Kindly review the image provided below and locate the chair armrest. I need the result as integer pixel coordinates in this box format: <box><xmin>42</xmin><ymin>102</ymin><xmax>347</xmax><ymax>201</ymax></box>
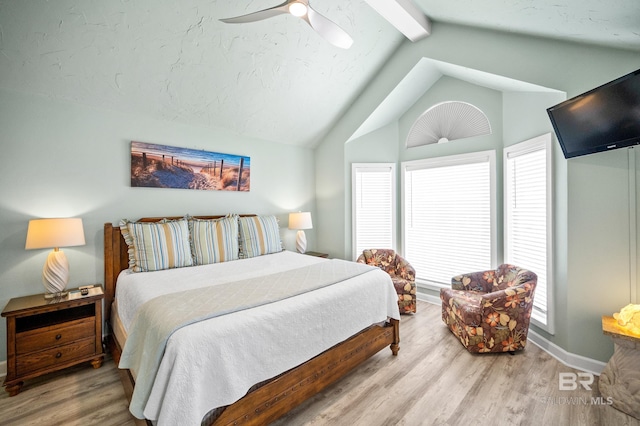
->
<box><xmin>451</xmin><ymin>270</ymin><xmax>495</xmax><ymax>292</ymax></box>
<box><xmin>394</xmin><ymin>257</ymin><xmax>415</xmax><ymax>282</ymax></box>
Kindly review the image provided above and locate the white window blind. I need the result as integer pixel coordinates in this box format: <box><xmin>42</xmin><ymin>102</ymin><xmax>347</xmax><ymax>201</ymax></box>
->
<box><xmin>504</xmin><ymin>134</ymin><xmax>553</xmax><ymax>333</ymax></box>
<box><xmin>402</xmin><ymin>151</ymin><xmax>496</xmax><ymax>287</ymax></box>
<box><xmin>352</xmin><ymin>163</ymin><xmax>396</xmax><ymax>260</ymax></box>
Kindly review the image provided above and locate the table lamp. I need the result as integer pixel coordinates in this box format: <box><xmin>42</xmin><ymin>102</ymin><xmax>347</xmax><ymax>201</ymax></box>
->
<box><xmin>288</xmin><ymin>212</ymin><xmax>313</xmax><ymax>254</ymax></box>
<box><xmin>25</xmin><ymin>218</ymin><xmax>86</xmax><ymax>298</ymax></box>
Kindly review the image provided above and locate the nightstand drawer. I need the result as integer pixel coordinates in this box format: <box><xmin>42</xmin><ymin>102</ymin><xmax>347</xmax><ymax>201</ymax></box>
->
<box><xmin>16</xmin><ymin>317</ymin><xmax>95</xmax><ymax>355</ymax></box>
<box><xmin>16</xmin><ymin>337</ymin><xmax>96</xmax><ymax>376</ymax></box>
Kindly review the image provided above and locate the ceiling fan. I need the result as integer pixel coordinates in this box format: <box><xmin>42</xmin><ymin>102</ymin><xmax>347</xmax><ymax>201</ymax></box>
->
<box><xmin>220</xmin><ymin>0</ymin><xmax>354</xmax><ymax>49</ymax></box>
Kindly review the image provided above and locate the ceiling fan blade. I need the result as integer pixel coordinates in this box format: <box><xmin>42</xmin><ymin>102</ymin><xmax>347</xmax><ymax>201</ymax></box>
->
<box><xmin>220</xmin><ymin>1</ymin><xmax>290</xmax><ymax>24</ymax></box>
<box><xmin>304</xmin><ymin>6</ymin><xmax>353</xmax><ymax>49</ymax></box>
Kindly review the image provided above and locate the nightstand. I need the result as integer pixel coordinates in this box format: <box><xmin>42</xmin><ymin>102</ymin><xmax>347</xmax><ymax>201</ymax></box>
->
<box><xmin>2</xmin><ymin>286</ymin><xmax>105</xmax><ymax>396</ymax></box>
<box><xmin>305</xmin><ymin>251</ymin><xmax>329</xmax><ymax>258</ymax></box>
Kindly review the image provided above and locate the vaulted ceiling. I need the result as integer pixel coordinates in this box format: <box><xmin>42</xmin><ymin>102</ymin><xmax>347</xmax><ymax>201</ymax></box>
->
<box><xmin>0</xmin><ymin>0</ymin><xmax>638</xmax><ymax>147</ymax></box>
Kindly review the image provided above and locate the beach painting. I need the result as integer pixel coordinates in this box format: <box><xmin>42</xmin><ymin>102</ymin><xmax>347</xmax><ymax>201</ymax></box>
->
<box><xmin>130</xmin><ymin>141</ymin><xmax>250</xmax><ymax>191</ymax></box>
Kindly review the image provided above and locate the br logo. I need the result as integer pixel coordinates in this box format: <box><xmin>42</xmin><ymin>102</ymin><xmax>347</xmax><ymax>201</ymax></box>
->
<box><xmin>559</xmin><ymin>372</ymin><xmax>595</xmax><ymax>391</ymax></box>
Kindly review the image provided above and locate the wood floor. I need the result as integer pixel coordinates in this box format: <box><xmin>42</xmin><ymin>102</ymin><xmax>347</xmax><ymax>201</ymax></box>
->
<box><xmin>1</xmin><ymin>301</ymin><xmax>638</xmax><ymax>426</ymax></box>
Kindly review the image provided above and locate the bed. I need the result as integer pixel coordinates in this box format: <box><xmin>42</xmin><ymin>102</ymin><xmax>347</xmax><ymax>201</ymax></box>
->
<box><xmin>104</xmin><ymin>215</ymin><xmax>401</xmax><ymax>426</ymax></box>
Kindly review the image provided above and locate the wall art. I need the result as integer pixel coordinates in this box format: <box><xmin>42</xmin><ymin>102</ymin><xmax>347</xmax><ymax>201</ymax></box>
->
<box><xmin>130</xmin><ymin>141</ymin><xmax>250</xmax><ymax>191</ymax></box>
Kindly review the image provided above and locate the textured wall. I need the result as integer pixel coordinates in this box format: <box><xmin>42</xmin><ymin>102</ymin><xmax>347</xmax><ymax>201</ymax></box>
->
<box><xmin>0</xmin><ymin>0</ymin><xmax>402</xmax><ymax>147</ymax></box>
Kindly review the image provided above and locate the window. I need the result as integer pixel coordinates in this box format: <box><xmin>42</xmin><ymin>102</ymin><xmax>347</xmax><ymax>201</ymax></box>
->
<box><xmin>504</xmin><ymin>133</ymin><xmax>553</xmax><ymax>333</ymax></box>
<box><xmin>352</xmin><ymin>163</ymin><xmax>396</xmax><ymax>260</ymax></box>
<box><xmin>402</xmin><ymin>151</ymin><xmax>496</xmax><ymax>288</ymax></box>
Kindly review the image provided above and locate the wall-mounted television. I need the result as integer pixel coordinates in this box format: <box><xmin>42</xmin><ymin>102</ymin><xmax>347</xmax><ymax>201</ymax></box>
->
<box><xmin>547</xmin><ymin>67</ymin><xmax>640</xmax><ymax>159</ymax></box>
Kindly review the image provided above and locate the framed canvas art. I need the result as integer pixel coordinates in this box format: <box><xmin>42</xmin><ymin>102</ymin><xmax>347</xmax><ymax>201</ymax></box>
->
<box><xmin>130</xmin><ymin>141</ymin><xmax>250</xmax><ymax>191</ymax></box>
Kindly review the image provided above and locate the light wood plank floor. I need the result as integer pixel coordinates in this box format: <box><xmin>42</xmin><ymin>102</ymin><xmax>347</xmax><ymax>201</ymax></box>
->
<box><xmin>1</xmin><ymin>301</ymin><xmax>638</xmax><ymax>426</ymax></box>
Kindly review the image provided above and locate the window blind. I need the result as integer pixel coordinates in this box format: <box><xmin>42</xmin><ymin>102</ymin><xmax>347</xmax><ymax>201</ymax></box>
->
<box><xmin>403</xmin><ymin>152</ymin><xmax>495</xmax><ymax>286</ymax></box>
<box><xmin>352</xmin><ymin>163</ymin><xmax>396</xmax><ymax>260</ymax></box>
<box><xmin>504</xmin><ymin>134</ymin><xmax>552</xmax><ymax>331</ymax></box>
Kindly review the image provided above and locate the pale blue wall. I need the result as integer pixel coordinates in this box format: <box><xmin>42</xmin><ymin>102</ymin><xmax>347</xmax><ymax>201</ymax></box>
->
<box><xmin>567</xmin><ymin>148</ymin><xmax>634</xmax><ymax>357</ymax></box>
<box><xmin>315</xmin><ymin>22</ymin><xmax>640</xmax><ymax>362</ymax></box>
<box><xmin>0</xmin><ymin>89</ymin><xmax>316</xmax><ymax>363</ymax></box>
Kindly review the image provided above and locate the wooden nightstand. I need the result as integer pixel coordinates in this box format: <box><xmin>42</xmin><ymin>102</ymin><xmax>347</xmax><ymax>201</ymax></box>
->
<box><xmin>2</xmin><ymin>286</ymin><xmax>105</xmax><ymax>396</ymax></box>
<box><xmin>305</xmin><ymin>251</ymin><xmax>329</xmax><ymax>258</ymax></box>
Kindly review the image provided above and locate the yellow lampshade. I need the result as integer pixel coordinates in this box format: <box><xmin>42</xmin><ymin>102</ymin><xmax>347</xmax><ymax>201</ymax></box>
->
<box><xmin>25</xmin><ymin>218</ymin><xmax>86</xmax><ymax>298</ymax></box>
<box><xmin>25</xmin><ymin>218</ymin><xmax>86</xmax><ymax>250</ymax></box>
<box><xmin>288</xmin><ymin>212</ymin><xmax>313</xmax><ymax>230</ymax></box>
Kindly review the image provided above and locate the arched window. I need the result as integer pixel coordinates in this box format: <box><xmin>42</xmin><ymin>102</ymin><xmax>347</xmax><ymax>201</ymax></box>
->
<box><xmin>406</xmin><ymin>101</ymin><xmax>491</xmax><ymax>147</ymax></box>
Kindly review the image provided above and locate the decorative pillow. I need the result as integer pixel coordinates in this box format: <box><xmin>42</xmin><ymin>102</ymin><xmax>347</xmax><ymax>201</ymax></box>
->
<box><xmin>119</xmin><ymin>218</ymin><xmax>193</xmax><ymax>272</ymax></box>
<box><xmin>188</xmin><ymin>215</ymin><xmax>239</xmax><ymax>265</ymax></box>
<box><xmin>238</xmin><ymin>215</ymin><xmax>283</xmax><ymax>259</ymax></box>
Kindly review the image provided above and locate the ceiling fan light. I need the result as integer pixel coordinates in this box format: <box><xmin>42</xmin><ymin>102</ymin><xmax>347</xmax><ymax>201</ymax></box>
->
<box><xmin>289</xmin><ymin>2</ymin><xmax>308</xmax><ymax>17</ymax></box>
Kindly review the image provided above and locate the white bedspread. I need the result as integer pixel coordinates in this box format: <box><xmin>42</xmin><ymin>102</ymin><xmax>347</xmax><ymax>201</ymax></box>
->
<box><xmin>115</xmin><ymin>251</ymin><xmax>400</xmax><ymax>426</ymax></box>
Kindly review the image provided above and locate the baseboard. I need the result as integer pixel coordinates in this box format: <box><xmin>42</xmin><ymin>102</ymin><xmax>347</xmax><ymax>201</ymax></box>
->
<box><xmin>417</xmin><ymin>292</ymin><xmax>441</xmax><ymax>306</ymax></box>
<box><xmin>0</xmin><ymin>360</ymin><xmax>6</xmax><ymax>379</ymax></box>
<box><xmin>527</xmin><ymin>329</ymin><xmax>606</xmax><ymax>376</ymax></box>
<box><xmin>416</xmin><ymin>295</ymin><xmax>606</xmax><ymax>376</ymax></box>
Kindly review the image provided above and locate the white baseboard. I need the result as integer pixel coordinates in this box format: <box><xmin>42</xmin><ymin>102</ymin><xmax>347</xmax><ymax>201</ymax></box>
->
<box><xmin>527</xmin><ymin>329</ymin><xmax>606</xmax><ymax>376</ymax></box>
<box><xmin>416</xmin><ymin>295</ymin><xmax>606</xmax><ymax>376</ymax></box>
<box><xmin>417</xmin><ymin>292</ymin><xmax>441</xmax><ymax>306</ymax></box>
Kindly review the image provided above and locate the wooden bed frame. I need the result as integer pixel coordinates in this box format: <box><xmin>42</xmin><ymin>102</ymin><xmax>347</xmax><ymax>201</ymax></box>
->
<box><xmin>103</xmin><ymin>217</ymin><xmax>400</xmax><ymax>426</ymax></box>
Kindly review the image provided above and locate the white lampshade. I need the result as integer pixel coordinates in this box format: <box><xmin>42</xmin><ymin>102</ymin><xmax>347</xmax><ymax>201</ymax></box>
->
<box><xmin>25</xmin><ymin>218</ymin><xmax>86</xmax><ymax>298</ymax></box>
<box><xmin>288</xmin><ymin>212</ymin><xmax>313</xmax><ymax>230</ymax></box>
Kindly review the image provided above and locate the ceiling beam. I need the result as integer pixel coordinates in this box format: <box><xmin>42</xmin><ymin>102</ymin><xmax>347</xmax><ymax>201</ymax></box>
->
<box><xmin>365</xmin><ymin>0</ymin><xmax>431</xmax><ymax>42</ymax></box>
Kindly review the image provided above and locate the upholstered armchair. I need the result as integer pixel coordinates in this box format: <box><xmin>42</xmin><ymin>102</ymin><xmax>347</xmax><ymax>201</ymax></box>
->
<box><xmin>440</xmin><ymin>264</ymin><xmax>537</xmax><ymax>353</ymax></box>
<box><xmin>357</xmin><ymin>249</ymin><xmax>416</xmax><ymax>314</ymax></box>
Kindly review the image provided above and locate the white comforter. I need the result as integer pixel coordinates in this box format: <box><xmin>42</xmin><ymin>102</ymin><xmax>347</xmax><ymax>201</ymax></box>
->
<box><xmin>115</xmin><ymin>251</ymin><xmax>400</xmax><ymax>426</ymax></box>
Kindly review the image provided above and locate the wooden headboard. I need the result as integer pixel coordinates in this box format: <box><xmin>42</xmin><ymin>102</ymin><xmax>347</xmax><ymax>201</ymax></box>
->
<box><xmin>103</xmin><ymin>215</ymin><xmax>254</xmax><ymax>326</ymax></box>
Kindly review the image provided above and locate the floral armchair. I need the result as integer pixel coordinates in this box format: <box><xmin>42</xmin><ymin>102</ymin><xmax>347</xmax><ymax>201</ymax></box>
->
<box><xmin>357</xmin><ymin>249</ymin><xmax>416</xmax><ymax>314</ymax></box>
<box><xmin>440</xmin><ymin>264</ymin><xmax>537</xmax><ymax>353</ymax></box>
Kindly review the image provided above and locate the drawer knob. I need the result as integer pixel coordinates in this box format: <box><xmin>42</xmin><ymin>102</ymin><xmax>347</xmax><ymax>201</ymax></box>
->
<box><xmin>55</xmin><ymin>334</ymin><xmax>62</xmax><ymax>340</ymax></box>
<box><xmin>55</xmin><ymin>352</ymin><xmax>62</xmax><ymax>358</ymax></box>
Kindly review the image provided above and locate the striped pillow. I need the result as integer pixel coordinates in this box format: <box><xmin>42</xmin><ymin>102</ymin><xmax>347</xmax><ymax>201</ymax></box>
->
<box><xmin>238</xmin><ymin>215</ymin><xmax>282</xmax><ymax>259</ymax></box>
<box><xmin>119</xmin><ymin>218</ymin><xmax>193</xmax><ymax>272</ymax></box>
<box><xmin>189</xmin><ymin>215</ymin><xmax>239</xmax><ymax>265</ymax></box>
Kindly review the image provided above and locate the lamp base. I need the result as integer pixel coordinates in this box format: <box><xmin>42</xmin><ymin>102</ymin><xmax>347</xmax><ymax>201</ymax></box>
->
<box><xmin>43</xmin><ymin>249</ymin><xmax>70</xmax><ymax>296</ymax></box>
<box><xmin>44</xmin><ymin>291</ymin><xmax>69</xmax><ymax>300</ymax></box>
<box><xmin>296</xmin><ymin>230</ymin><xmax>307</xmax><ymax>254</ymax></box>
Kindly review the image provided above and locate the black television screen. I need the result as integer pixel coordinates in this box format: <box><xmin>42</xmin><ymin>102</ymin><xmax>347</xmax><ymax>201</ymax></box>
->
<box><xmin>547</xmin><ymin>68</ymin><xmax>640</xmax><ymax>159</ymax></box>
